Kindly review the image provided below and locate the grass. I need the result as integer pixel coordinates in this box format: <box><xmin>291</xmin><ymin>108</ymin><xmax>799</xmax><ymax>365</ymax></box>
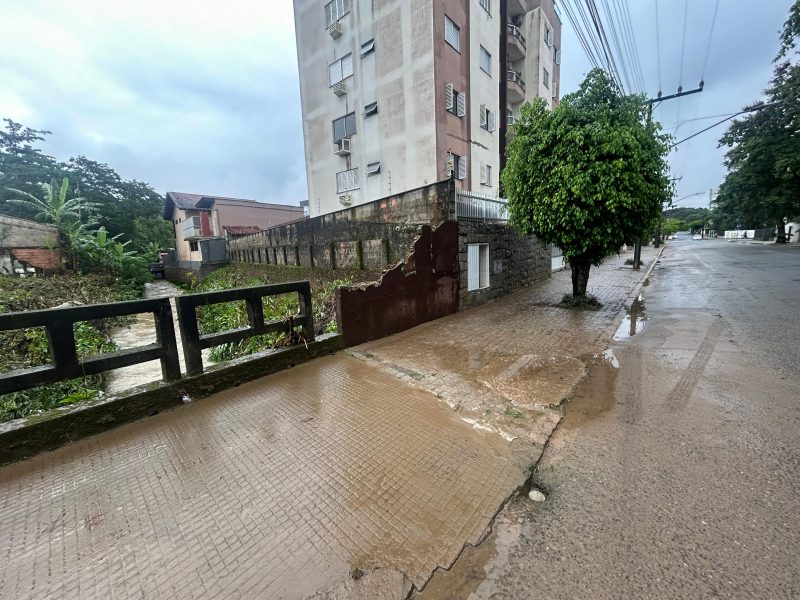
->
<box><xmin>183</xmin><ymin>263</ymin><xmax>377</xmax><ymax>363</ymax></box>
<box><xmin>558</xmin><ymin>293</ymin><xmax>603</xmax><ymax>310</ymax></box>
<box><xmin>0</xmin><ymin>273</ymin><xmax>142</xmax><ymax>423</ymax></box>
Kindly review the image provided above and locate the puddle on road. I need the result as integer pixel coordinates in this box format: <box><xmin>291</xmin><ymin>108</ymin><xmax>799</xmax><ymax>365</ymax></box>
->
<box><xmin>613</xmin><ymin>294</ymin><xmax>647</xmax><ymax>340</ymax></box>
<box><xmin>560</xmin><ymin>352</ymin><xmax>619</xmax><ymax>429</ymax></box>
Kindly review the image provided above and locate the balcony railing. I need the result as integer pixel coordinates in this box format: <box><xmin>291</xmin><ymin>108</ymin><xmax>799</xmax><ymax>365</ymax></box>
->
<box><xmin>507</xmin><ymin>69</ymin><xmax>526</xmax><ymax>92</ymax></box>
<box><xmin>507</xmin><ymin>23</ymin><xmax>526</xmax><ymax>47</ymax></box>
<box><xmin>455</xmin><ymin>191</ymin><xmax>509</xmax><ymax>223</ymax></box>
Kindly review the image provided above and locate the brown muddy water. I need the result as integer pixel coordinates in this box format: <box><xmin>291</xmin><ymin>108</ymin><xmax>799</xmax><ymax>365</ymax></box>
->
<box><xmin>104</xmin><ymin>280</ymin><xmax>210</xmax><ymax>394</ymax></box>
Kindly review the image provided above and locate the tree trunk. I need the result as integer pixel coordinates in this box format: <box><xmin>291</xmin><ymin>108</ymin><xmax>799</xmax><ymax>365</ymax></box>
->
<box><xmin>569</xmin><ymin>255</ymin><xmax>591</xmax><ymax>298</ymax></box>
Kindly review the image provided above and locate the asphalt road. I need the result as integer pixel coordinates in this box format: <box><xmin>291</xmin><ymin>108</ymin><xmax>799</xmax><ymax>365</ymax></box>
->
<box><xmin>423</xmin><ymin>237</ymin><xmax>800</xmax><ymax>599</ymax></box>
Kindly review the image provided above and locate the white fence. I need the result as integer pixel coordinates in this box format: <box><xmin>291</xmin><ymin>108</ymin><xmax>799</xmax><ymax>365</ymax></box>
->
<box><xmin>455</xmin><ymin>191</ymin><xmax>509</xmax><ymax>222</ymax></box>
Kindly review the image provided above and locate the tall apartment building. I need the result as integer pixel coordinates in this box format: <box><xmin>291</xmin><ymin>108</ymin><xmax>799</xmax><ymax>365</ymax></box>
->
<box><xmin>293</xmin><ymin>0</ymin><xmax>561</xmax><ymax>217</ymax></box>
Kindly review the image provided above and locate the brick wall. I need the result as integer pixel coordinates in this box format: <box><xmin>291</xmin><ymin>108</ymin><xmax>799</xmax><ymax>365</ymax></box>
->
<box><xmin>458</xmin><ymin>221</ymin><xmax>551</xmax><ymax>310</ymax></box>
<box><xmin>7</xmin><ymin>248</ymin><xmax>64</xmax><ymax>271</ymax></box>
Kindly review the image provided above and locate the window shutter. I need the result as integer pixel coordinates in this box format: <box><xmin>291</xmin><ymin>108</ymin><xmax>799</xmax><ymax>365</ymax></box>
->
<box><xmin>445</xmin><ymin>83</ymin><xmax>454</xmax><ymax>110</ymax></box>
<box><xmin>458</xmin><ymin>155</ymin><xmax>467</xmax><ymax>180</ymax></box>
<box><xmin>480</xmin><ymin>163</ymin><xmax>486</xmax><ymax>184</ymax></box>
<box><xmin>467</xmin><ymin>245</ymin><xmax>479</xmax><ymax>291</ymax></box>
<box><xmin>341</xmin><ymin>53</ymin><xmax>353</xmax><ymax>79</ymax></box>
<box><xmin>488</xmin><ymin>110</ymin><xmax>496</xmax><ymax>132</ymax></box>
<box><xmin>456</xmin><ymin>91</ymin><xmax>466</xmax><ymax>117</ymax></box>
<box><xmin>325</xmin><ymin>2</ymin><xmax>334</xmax><ymax>27</ymax></box>
<box><xmin>447</xmin><ymin>152</ymin><xmax>455</xmax><ymax>175</ymax></box>
<box><xmin>480</xmin><ymin>104</ymin><xmax>487</xmax><ymax>128</ymax></box>
<box><xmin>486</xmin><ymin>165</ymin><xmax>492</xmax><ymax>185</ymax></box>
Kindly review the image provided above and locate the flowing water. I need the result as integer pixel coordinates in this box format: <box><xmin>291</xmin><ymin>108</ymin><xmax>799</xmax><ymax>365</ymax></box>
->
<box><xmin>105</xmin><ymin>280</ymin><xmax>209</xmax><ymax>394</ymax></box>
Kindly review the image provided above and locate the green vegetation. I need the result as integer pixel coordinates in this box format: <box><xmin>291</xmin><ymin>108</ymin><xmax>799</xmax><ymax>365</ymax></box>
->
<box><xmin>183</xmin><ymin>264</ymin><xmax>355</xmax><ymax>363</ymax></box>
<box><xmin>0</xmin><ymin>118</ymin><xmax>174</xmax><ymax>254</ymax></box>
<box><xmin>502</xmin><ymin>69</ymin><xmax>672</xmax><ymax>299</ymax></box>
<box><xmin>0</xmin><ymin>273</ymin><xmax>143</xmax><ymax>423</ymax></box>
<box><xmin>663</xmin><ymin>207</ymin><xmax>712</xmax><ymax>233</ymax></box>
<box><xmin>714</xmin><ymin>1</ymin><xmax>800</xmax><ymax>237</ymax></box>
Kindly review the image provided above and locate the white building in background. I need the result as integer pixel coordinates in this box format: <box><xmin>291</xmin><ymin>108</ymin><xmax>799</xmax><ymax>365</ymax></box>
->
<box><xmin>293</xmin><ymin>0</ymin><xmax>562</xmax><ymax>217</ymax></box>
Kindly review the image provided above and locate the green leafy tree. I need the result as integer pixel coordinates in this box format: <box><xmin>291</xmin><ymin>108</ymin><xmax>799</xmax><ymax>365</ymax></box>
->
<box><xmin>663</xmin><ymin>218</ymin><xmax>685</xmax><ymax>236</ymax></box>
<box><xmin>0</xmin><ymin>119</ymin><xmax>63</xmax><ymax>218</ymax></box>
<box><xmin>715</xmin><ymin>1</ymin><xmax>800</xmax><ymax>241</ymax></box>
<box><xmin>502</xmin><ymin>69</ymin><xmax>672</xmax><ymax>299</ymax></box>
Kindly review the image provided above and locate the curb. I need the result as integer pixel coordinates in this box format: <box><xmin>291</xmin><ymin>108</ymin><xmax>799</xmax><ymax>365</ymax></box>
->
<box><xmin>628</xmin><ymin>245</ymin><xmax>665</xmax><ymax>301</ymax></box>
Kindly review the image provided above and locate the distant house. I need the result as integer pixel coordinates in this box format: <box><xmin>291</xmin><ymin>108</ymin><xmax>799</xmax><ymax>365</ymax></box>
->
<box><xmin>0</xmin><ymin>215</ymin><xmax>63</xmax><ymax>275</ymax></box>
<box><xmin>163</xmin><ymin>192</ymin><xmax>305</xmax><ymax>271</ymax></box>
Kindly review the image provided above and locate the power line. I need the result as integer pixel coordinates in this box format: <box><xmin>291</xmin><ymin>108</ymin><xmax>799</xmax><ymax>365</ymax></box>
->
<box><xmin>701</xmin><ymin>0</ymin><xmax>720</xmax><ymax>81</ymax></box>
<box><xmin>619</xmin><ymin>0</ymin><xmax>646</xmax><ymax>92</ymax></box>
<box><xmin>678</xmin><ymin>0</ymin><xmax>688</xmax><ymax>89</ymax></box>
<box><xmin>669</xmin><ymin>102</ymin><xmax>781</xmax><ymax>149</ymax></box>
<box><xmin>654</xmin><ymin>0</ymin><xmax>662</xmax><ymax>93</ymax></box>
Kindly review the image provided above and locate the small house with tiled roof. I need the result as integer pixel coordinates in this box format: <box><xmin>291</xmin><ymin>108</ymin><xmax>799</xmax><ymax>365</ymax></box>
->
<box><xmin>163</xmin><ymin>192</ymin><xmax>304</xmax><ymax>269</ymax></box>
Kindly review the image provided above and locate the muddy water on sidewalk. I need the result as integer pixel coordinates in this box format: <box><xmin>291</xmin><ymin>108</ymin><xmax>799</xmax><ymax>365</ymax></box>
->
<box><xmin>105</xmin><ymin>280</ymin><xmax>204</xmax><ymax>394</ymax></box>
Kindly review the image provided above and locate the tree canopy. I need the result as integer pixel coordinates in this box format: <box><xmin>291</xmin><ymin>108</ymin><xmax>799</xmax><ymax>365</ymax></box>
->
<box><xmin>713</xmin><ymin>1</ymin><xmax>800</xmax><ymax>235</ymax></box>
<box><xmin>0</xmin><ymin>118</ymin><xmax>174</xmax><ymax>253</ymax></box>
<box><xmin>502</xmin><ymin>69</ymin><xmax>672</xmax><ymax>298</ymax></box>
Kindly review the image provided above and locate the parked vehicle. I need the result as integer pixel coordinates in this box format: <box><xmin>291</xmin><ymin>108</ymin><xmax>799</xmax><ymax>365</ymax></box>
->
<box><xmin>693</xmin><ymin>234</ymin><xmax>702</xmax><ymax>240</ymax></box>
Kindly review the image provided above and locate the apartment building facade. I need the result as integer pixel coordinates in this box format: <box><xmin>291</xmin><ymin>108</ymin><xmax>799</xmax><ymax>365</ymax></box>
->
<box><xmin>294</xmin><ymin>0</ymin><xmax>561</xmax><ymax>217</ymax></box>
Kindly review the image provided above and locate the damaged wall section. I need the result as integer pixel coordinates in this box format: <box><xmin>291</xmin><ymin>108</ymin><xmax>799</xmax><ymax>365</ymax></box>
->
<box><xmin>335</xmin><ymin>221</ymin><xmax>459</xmax><ymax>346</ymax></box>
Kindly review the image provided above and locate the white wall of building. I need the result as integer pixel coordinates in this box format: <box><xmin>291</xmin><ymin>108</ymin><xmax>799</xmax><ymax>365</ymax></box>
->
<box><xmin>469</xmin><ymin>1</ymin><xmax>501</xmax><ymax>195</ymax></box>
<box><xmin>294</xmin><ymin>0</ymin><xmax>437</xmax><ymax>217</ymax></box>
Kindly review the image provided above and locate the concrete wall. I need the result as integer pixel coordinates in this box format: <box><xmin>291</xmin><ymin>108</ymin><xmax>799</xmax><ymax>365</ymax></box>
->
<box><xmin>229</xmin><ymin>180</ymin><xmax>454</xmax><ymax>271</ymax></box>
<box><xmin>458</xmin><ymin>220</ymin><xmax>551</xmax><ymax>309</ymax></box>
<box><xmin>294</xmin><ymin>0</ymin><xmax>438</xmax><ymax>217</ymax></box>
<box><xmin>336</xmin><ymin>221</ymin><xmax>459</xmax><ymax>346</ymax></box>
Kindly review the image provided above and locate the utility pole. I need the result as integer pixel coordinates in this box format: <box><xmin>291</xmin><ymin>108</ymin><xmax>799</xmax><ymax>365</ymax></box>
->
<box><xmin>633</xmin><ymin>82</ymin><xmax>705</xmax><ymax>269</ymax></box>
<box><xmin>655</xmin><ymin>176</ymin><xmax>682</xmax><ymax>249</ymax></box>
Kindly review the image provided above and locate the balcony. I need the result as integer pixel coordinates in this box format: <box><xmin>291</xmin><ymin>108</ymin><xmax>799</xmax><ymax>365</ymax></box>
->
<box><xmin>507</xmin><ymin>24</ymin><xmax>526</xmax><ymax>61</ymax></box>
<box><xmin>507</xmin><ymin>69</ymin><xmax>526</xmax><ymax>104</ymax></box>
<box><xmin>182</xmin><ymin>216</ymin><xmax>212</xmax><ymax>240</ymax></box>
<box><xmin>507</xmin><ymin>114</ymin><xmax>520</xmax><ymax>140</ymax></box>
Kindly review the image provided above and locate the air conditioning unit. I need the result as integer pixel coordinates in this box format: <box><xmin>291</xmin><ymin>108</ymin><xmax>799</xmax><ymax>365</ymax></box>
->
<box><xmin>333</xmin><ymin>137</ymin><xmax>351</xmax><ymax>156</ymax></box>
<box><xmin>328</xmin><ymin>21</ymin><xmax>342</xmax><ymax>39</ymax></box>
<box><xmin>332</xmin><ymin>81</ymin><xmax>347</xmax><ymax>96</ymax></box>
<box><xmin>338</xmin><ymin>194</ymin><xmax>352</xmax><ymax>205</ymax></box>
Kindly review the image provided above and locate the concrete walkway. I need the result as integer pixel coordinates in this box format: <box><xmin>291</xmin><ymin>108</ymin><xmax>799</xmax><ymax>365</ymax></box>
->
<box><xmin>0</xmin><ymin>247</ymin><xmax>657</xmax><ymax>599</ymax></box>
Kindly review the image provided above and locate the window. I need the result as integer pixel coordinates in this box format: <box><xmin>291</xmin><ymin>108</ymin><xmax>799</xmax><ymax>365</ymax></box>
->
<box><xmin>467</xmin><ymin>244</ymin><xmax>490</xmax><ymax>291</ymax></box>
<box><xmin>480</xmin><ymin>163</ymin><xmax>492</xmax><ymax>186</ymax></box>
<box><xmin>479</xmin><ymin>46</ymin><xmax>492</xmax><ymax>75</ymax></box>
<box><xmin>328</xmin><ymin>53</ymin><xmax>353</xmax><ymax>86</ymax></box>
<box><xmin>479</xmin><ymin>0</ymin><xmax>491</xmax><ymax>16</ymax></box>
<box><xmin>324</xmin><ymin>0</ymin><xmax>350</xmax><ymax>28</ymax></box>
<box><xmin>332</xmin><ymin>112</ymin><xmax>357</xmax><ymax>141</ymax></box>
<box><xmin>336</xmin><ymin>168</ymin><xmax>359</xmax><ymax>192</ymax></box>
<box><xmin>360</xmin><ymin>38</ymin><xmax>375</xmax><ymax>57</ymax></box>
<box><xmin>543</xmin><ymin>67</ymin><xmax>550</xmax><ymax>89</ymax></box>
<box><xmin>554</xmin><ymin>46</ymin><xmax>561</xmax><ymax>65</ymax></box>
<box><xmin>189</xmin><ymin>240</ymin><xmax>199</xmax><ymax>252</ymax></box>
<box><xmin>444</xmin><ymin>15</ymin><xmax>460</xmax><ymax>51</ymax></box>
<box><xmin>445</xmin><ymin>83</ymin><xmax>466</xmax><ymax>117</ymax></box>
<box><xmin>448</xmin><ymin>152</ymin><xmax>467</xmax><ymax>180</ymax></box>
<box><xmin>363</xmin><ymin>101</ymin><xmax>378</xmax><ymax>117</ymax></box>
<box><xmin>367</xmin><ymin>161</ymin><xmax>381</xmax><ymax>175</ymax></box>
<box><xmin>479</xmin><ymin>104</ymin><xmax>496</xmax><ymax>131</ymax></box>
<box><xmin>545</xmin><ymin>25</ymin><xmax>553</xmax><ymax>47</ymax></box>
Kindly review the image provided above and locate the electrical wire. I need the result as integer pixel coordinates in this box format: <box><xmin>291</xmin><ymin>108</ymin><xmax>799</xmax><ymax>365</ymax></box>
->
<box><xmin>701</xmin><ymin>0</ymin><xmax>720</xmax><ymax>81</ymax></box>
<box><xmin>654</xmin><ymin>0</ymin><xmax>662</xmax><ymax>93</ymax></box>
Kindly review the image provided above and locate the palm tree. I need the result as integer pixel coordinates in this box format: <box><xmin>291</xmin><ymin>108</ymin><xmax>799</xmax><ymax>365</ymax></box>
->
<box><xmin>5</xmin><ymin>177</ymin><xmax>98</xmax><ymax>232</ymax></box>
<box><xmin>6</xmin><ymin>177</ymin><xmax>98</xmax><ymax>271</ymax></box>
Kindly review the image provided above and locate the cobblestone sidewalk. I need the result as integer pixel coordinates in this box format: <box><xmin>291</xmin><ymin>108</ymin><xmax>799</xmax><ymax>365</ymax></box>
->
<box><xmin>0</xmin><ymin>247</ymin><xmax>657</xmax><ymax>599</ymax></box>
<box><xmin>350</xmin><ymin>246</ymin><xmax>659</xmax><ymax>447</ymax></box>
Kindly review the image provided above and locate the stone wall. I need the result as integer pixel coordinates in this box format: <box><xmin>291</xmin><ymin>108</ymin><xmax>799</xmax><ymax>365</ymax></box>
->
<box><xmin>228</xmin><ymin>180</ymin><xmax>455</xmax><ymax>272</ymax></box>
<box><xmin>458</xmin><ymin>221</ymin><xmax>551</xmax><ymax>310</ymax></box>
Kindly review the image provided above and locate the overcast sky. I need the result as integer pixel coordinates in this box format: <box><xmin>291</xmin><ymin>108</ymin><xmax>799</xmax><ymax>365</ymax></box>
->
<box><xmin>0</xmin><ymin>0</ymin><xmax>793</xmax><ymax>208</ymax></box>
